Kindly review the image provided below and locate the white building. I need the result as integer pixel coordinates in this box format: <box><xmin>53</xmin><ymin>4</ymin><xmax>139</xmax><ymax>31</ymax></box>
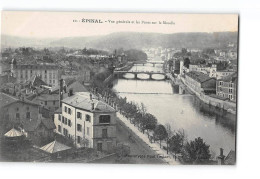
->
<box><xmin>54</xmin><ymin>92</ymin><xmax>117</xmax><ymax>152</ymax></box>
<box><xmin>14</xmin><ymin>63</ymin><xmax>59</xmax><ymax>87</ymax></box>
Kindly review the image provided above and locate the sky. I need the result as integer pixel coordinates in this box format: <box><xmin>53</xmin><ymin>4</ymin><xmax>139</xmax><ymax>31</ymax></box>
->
<box><xmin>1</xmin><ymin>11</ymin><xmax>238</xmax><ymax>38</ymax></box>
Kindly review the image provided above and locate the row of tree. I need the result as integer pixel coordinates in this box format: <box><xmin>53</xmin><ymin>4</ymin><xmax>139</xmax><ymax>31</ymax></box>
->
<box><xmin>90</xmin><ymin>84</ymin><xmax>212</xmax><ymax>164</ymax></box>
<box><xmin>115</xmin><ymin>96</ymin><xmax>211</xmax><ymax>164</ymax></box>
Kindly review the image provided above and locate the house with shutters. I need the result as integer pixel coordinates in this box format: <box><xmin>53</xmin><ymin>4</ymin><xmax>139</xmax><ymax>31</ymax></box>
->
<box><xmin>54</xmin><ymin>92</ymin><xmax>116</xmax><ymax>152</ymax></box>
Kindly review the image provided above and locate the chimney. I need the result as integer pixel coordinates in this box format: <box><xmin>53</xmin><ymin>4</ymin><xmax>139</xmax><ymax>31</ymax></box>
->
<box><xmin>91</xmin><ymin>102</ymin><xmax>95</xmax><ymax>110</ymax></box>
<box><xmin>69</xmin><ymin>89</ymin><xmax>73</xmax><ymax>96</ymax></box>
<box><xmin>217</xmin><ymin>148</ymin><xmax>225</xmax><ymax>165</ymax></box>
<box><xmin>59</xmin><ymin>79</ymin><xmax>64</xmax><ymax>107</ymax></box>
<box><xmin>90</xmin><ymin>93</ymin><xmax>92</xmax><ymax>100</ymax></box>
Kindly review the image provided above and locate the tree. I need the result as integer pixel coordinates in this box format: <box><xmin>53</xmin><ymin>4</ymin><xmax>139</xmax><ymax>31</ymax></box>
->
<box><xmin>165</xmin><ymin>123</ymin><xmax>173</xmax><ymax>154</ymax></box>
<box><xmin>141</xmin><ymin>113</ymin><xmax>157</xmax><ymax>134</ymax></box>
<box><xmin>181</xmin><ymin>137</ymin><xmax>211</xmax><ymax>164</ymax></box>
<box><xmin>168</xmin><ymin>133</ymin><xmax>183</xmax><ymax>160</ymax></box>
<box><xmin>153</xmin><ymin>124</ymin><xmax>168</xmax><ymax>148</ymax></box>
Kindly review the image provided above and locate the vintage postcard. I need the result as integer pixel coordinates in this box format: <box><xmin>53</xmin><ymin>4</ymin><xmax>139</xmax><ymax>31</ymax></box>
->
<box><xmin>0</xmin><ymin>11</ymin><xmax>238</xmax><ymax>165</ymax></box>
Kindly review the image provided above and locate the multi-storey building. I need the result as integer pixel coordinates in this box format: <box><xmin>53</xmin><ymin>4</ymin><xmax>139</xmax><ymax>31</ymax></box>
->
<box><xmin>54</xmin><ymin>92</ymin><xmax>116</xmax><ymax>152</ymax></box>
<box><xmin>14</xmin><ymin>63</ymin><xmax>59</xmax><ymax>87</ymax></box>
<box><xmin>0</xmin><ymin>92</ymin><xmax>41</xmax><ymax>125</ymax></box>
<box><xmin>185</xmin><ymin>71</ymin><xmax>216</xmax><ymax>94</ymax></box>
<box><xmin>216</xmin><ymin>73</ymin><xmax>237</xmax><ymax>102</ymax></box>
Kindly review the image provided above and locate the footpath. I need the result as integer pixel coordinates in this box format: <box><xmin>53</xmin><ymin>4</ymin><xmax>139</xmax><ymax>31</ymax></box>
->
<box><xmin>116</xmin><ymin>113</ymin><xmax>180</xmax><ymax>165</ymax></box>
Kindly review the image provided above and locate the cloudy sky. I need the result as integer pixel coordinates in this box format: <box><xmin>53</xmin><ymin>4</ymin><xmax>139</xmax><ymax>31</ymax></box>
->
<box><xmin>1</xmin><ymin>11</ymin><xmax>238</xmax><ymax>38</ymax></box>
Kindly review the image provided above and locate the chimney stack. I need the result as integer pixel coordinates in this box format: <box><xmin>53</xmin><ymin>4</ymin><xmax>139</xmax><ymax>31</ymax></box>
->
<box><xmin>217</xmin><ymin>148</ymin><xmax>225</xmax><ymax>165</ymax></box>
<box><xmin>90</xmin><ymin>93</ymin><xmax>92</xmax><ymax>100</ymax></box>
<box><xmin>91</xmin><ymin>102</ymin><xmax>95</xmax><ymax>110</ymax></box>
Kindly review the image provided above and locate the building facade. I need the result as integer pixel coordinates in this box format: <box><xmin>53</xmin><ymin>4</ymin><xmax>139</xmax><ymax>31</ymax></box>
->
<box><xmin>0</xmin><ymin>92</ymin><xmax>41</xmax><ymax>125</ymax></box>
<box><xmin>185</xmin><ymin>71</ymin><xmax>216</xmax><ymax>94</ymax></box>
<box><xmin>14</xmin><ymin>63</ymin><xmax>59</xmax><ymax>87</ymax></box>
<box><xmin>216</xmin><ymin>73</ymin><xmax>237</xmax><ymax>102</ymax></box>
<box><xmin>54</xmin><ymin>92</ymin><xmax>116</xmax><ymax>152</ymax></box>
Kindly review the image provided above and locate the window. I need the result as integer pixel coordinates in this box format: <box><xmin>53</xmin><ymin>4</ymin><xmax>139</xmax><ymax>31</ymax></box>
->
<box><xmin>229</xmin><ymin>94</ymin><xmax>233</xmax><ymax>100</ymax></box>
<box><xmin>229</xmin><ymin>88</ymin><xmax>233</xmax><ymax>93</ymax></box>
<box><xmin>102</xmin><ymin>129</ymin><xmax>108</xmax><ymax>138</ymax></box>
<box><xmin>219</xmin><ymin>81</ymin><xmax>223</xmax><ymax>86</ymax></box>
<box><xmin>62</xmin><ymin>116</ymin><xmax>64</xmax><ymax>123</ymax></box>
<box><xmin>53</xmin><ymin>101</ymin><xmax>55</xmax><ymax>105</ymax></box>
<box><xmin>68</xmin><ymin>119</ymin><xmax>72</xmax><ymax>127</ymax></box>
<box><xmin>97</xmin><ymin>143</ymin><xmax>102</xmax><ymax>151</ymax></box>
<box><xmin>64</xmin><ymin>118</ymin><xmax>67</xmax><ymax>125</ymax></box>
<box><xmin>26</xmin><ymin>112</ymin><xmax>30</xmax><ymax>119</ymax></box>
<box><xmin>26</xmin><ymin>106</ymin><xmax>30</xmax><ymax>110</ymax></box>
<box><xmin>99</xmin><ymin>115</ymin><xmax>111</xmax><ymax>124</ymax></box>
<box><xmin>68</xmin><ymin>108</ymin><xmax>71</xmax><ymax>115</ymax></box>
<box><xmin>64</xmin><ymin>106</ymin><xmax>67</xmax><ymax>113</ymax></box>
<box><xmin>86</xmin><ymin>114</ymin><xmax>91</xmax><ymax>122</ymax></box>
<box><xmin>87</xmin><ymin>127</ymin><xmax>90</xmax><ymax>135</ymax></box>
<box><xmin>45</xmin><ymin>101</ymin><xmax>47</xmax><ymax>105</ymax></box>
<box><xmin>77</xmin><ymin>112</ymin><xmax>82</xmax><ymax>119</ymax></box>
<box><xmin>16</xmin><ymin>107</ymin><xmax>19</xmax><ymax>111</ymax></box>
<box><xmin>58</xmin><ymin>125</ymin><xmax>61</xmax><ymax>132</ymax></box>
<box><xmin>77</xmin><ymin>136</ymin><xmax>81</xmax><ymax>144</ymax></box>
<box><xmin>16</xmin><ymin>113</ymin><xmax>20</xmax><ymax>119</ymax></box>
<box><xmin>63</xmin><ymin>128</ymin><xmax>68</xmax><ymax>136</ymax></box>
<box><xmin>58</xmin><ymin>115</ymin><xmax>61</xmax><ymax>121</ymax></box>
<box><xmin>77</xmin><ymin>124</ymin><xmax>82</xmax><ymax>132</ymax></box>
<box><xmin>229</xmin><ymin>83</ymin><xmax>233</xmax><ymax>88</ymax></box>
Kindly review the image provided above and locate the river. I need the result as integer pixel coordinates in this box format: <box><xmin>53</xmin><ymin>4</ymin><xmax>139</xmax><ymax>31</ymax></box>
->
<box><xmin>112</xmin><ymin>63</ymin><xmax>236</xmax><ymax>157</ymax></box>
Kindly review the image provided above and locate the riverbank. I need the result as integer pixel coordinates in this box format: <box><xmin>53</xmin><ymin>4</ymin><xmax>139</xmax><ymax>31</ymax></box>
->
<box><xmin>167</xmin><ymin>71</ymin><xmax>236</xmax><ymax>116</ymax></box>
<box><xmin>116</xmin><ymin>112</ymin><xmax>180</xmax><ymax>165</ymax></box>
<box><xmin>179</xmin><ymin>76</ymin><xmax>236</xmax><ymax>115</ymax></box>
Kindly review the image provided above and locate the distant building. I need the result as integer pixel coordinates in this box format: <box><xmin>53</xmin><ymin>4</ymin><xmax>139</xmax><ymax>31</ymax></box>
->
<box><xmin>22</xmin><ymin>118</ymin><xmax>56</xmax><ymax>146</ymax></box>
<box><xmin>54</xmin><ymin>92</ymin><xmax>116</xmax><ymax>152</ymax></box>
<box><xmin>0</xmin><ymin>92</ymin><xmax>41</xmax><ymax>125</ymax></box>
<box><xmin>13</xmin><ymin>63</ymin><xmax>59</xmax><ymax>87</ymax></box>
<box><xmin>185</xmin><ymin>71</ymin><xmax>216</xmax><ymax>94</ymax></box>
<box><xmin>213</xmin><ymin>70</ymin><xmax>235</xmax><ymax>80</ymax></box>
<box><xmin>189</xmin><ymin>64</ymin><xmax>216</xmax><ymax>76</ymax></box>
<box><xmin>217</xmin><ymin>148</ymin><xmax>236</xmax><ymax>165</ymax></box>
<box><xmin>216</xmin><ymin>73</ymin><xmax>237</xmax><ymax>102</ymax></box>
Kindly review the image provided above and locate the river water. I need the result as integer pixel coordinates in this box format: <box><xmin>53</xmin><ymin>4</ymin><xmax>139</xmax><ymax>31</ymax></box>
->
<box><xmin>112</xmin><ymin>64</ymin><xmax>236</xmax><ymax>157</ymax></box>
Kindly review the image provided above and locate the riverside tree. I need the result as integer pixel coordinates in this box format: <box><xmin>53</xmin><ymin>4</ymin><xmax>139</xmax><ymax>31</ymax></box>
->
<box><xmin>168</xmin><ymin>133</ymin><xmax>183</xmax><ymax>160</ymax></box>
<box><xmin>141</xmin><ymin>113</ymin><xmax>157</xmax><ymax>134</ymax></box>
<box><xmin>181</xmin><ymin>137</ymin><xmax>211</xmax><ymax>164</ymax></box>
<box><xmin>153</xmin><ymin>124</ymin><xmax>168</xmax><ymax>148</ymax></box>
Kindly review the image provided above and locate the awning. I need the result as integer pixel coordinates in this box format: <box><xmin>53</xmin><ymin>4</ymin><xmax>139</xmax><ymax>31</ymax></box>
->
<box><xmin>4</xmin><ymin>128</ymin><xmax>23</xmax><ymax>138</ymax></box>
<box><xmin>40</xmin><ymin>140</ymin><xmax>71</xmax><ymax>154</ymax></box>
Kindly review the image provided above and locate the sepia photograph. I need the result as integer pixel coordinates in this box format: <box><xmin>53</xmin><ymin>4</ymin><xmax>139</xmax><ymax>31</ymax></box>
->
<box><xmin>0</xmin><ymin>11</ymin><xmax>238</xmax><ymax>165</ymax></box>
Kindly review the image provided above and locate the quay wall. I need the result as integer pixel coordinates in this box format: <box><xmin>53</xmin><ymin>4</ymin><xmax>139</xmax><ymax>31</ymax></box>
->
<box><xmin>180</xmin><ymin>77</ymin><xmax>236</xmax><ymax>115</ymax></box>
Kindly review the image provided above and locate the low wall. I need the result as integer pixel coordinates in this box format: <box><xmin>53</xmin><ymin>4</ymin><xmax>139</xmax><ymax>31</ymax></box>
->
<box><xmin>181</xmin><ymin>77</ymin><xmax>236</xmax><ymax>115</ymax></box>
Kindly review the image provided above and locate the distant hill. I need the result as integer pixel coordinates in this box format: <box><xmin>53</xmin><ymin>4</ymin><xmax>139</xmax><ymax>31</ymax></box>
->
<box><xmin>1</xmin><ymin>31</ymin><xmax>238</xmax><ymax>50</ymax></box>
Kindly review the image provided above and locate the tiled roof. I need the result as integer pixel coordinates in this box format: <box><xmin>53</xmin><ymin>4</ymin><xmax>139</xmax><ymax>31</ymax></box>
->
<box><xmin>54</xmin><ymin>107</ymin><xmax>62</xmax><ymax>114</ymax></box>
<box><xmin>36</xmin><ymin>93</ymin><xmax>60</xmax><ymax>101</ymax></box>
<box><xmin>0</xmin><ymin>92</ymin><xmax>18</xmax><ymax>108</ymax></box>
<box><xmin>62</xmin><ymin>92</ymin><xmax>115</xmax><ymax>113</ymax></box>
<box><xmin>22</xmin><ymin>118</ymin><xmax>56</xmax><ymax>132</ymax></box>
<box><xmin>24</xmin><ymin>75</ymin><xmax>47</xmax><ymax>87</ymax></box>
<box><xmin>224</xmin><ymin>150</ymin><xmax>236</xmax><ymax>165</ymax></box>
<box><xmin>221</xmin><ymin>72</ymin><xmax>237</xmax><ymax>83</ymax></box>
<box><xmin>0</xmin><ymin>92</ymin><xmax>40</xmax><ymax>108</ymax></box>
<box><xmin>186</xmin><ymin>71</ymin><xmax>215</xmax><ymax>83</ymax></box>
